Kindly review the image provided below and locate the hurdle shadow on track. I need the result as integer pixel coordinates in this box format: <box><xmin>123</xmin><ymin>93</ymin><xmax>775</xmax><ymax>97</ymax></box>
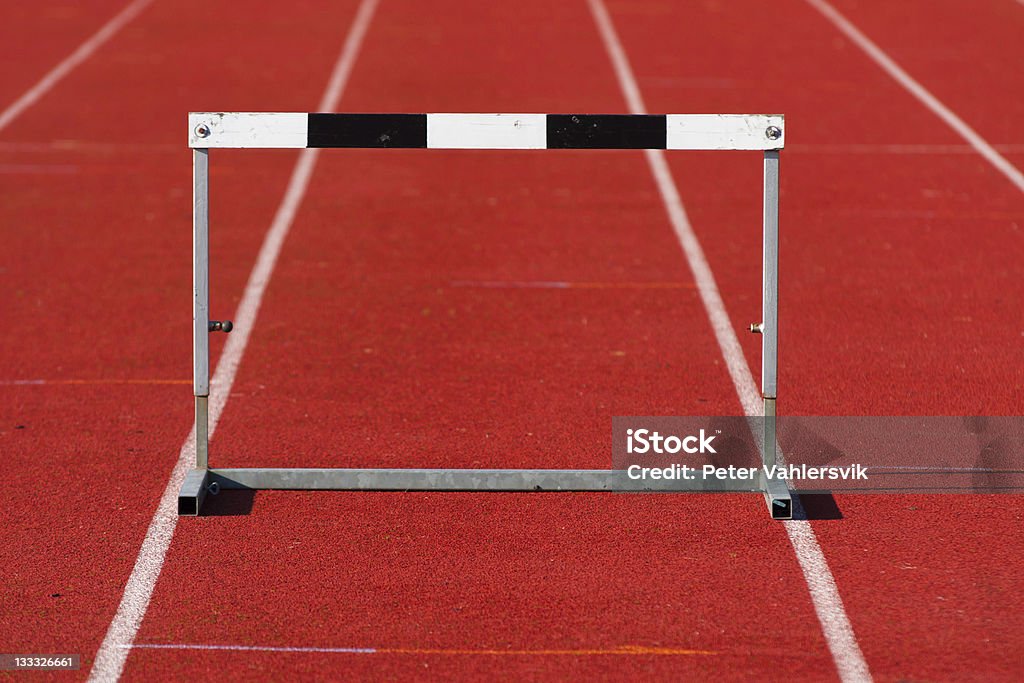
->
<box><xmin>792</xmin><ymin>494</ymin><xmax>843</xmax><ymax>520</ymax></box>
<box><xmin>201</xmin><ymin>490</ymin><xmax>255</xmax><ymax>516</ymax></box>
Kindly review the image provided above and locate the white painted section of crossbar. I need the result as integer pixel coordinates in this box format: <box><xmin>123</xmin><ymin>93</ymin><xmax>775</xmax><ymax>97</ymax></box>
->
<box><xmin>188</xmin><ymin>112</ymin><xmax>307</xmax><ymax>148</ymax></box>
<box><xmin>427</xmin><ymin>114</ymin><xmax>546</xmax><ymax>149</ymax></box>
<box><xmin>667</xmin><ymin>114</ymin><xmax>784</xmax><ymax>150</ymax></box>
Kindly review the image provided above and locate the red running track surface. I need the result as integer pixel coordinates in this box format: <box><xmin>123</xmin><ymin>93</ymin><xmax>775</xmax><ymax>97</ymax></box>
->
<box><xmin>1</xmin><ymin>0</ymin><xmax>1022</xmax><ymax>680</ymax></box>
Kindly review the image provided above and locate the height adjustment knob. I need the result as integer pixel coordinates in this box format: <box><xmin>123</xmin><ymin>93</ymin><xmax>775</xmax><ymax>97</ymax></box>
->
<box><xmin>209</xmin><ymin>320</ymin><xmax>233</xmax><ymax>333</ymax></box>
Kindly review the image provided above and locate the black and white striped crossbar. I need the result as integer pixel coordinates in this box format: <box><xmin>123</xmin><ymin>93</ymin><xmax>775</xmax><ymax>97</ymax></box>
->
<box><xmin>188</xmin><ymin>113</ymin><xmax>785</xmax><ymax>150</ymax></box>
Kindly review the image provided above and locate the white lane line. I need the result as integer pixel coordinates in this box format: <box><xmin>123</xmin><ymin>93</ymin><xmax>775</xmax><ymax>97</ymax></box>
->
<box><xmin>448</xmin><ymin>280</ymin><xmax>694</xmax><ymax>289</ymax></box>
<box><xmin>585</xmin><ymin>1</ymin><xmax>873</xmax><ymax>682</ymax></box>
<box><xmin>6</xmin><ymin>141</ymin><xmax>1024</xmax><ymax>156</ymax></box>
<box><xmin>0</xmin><ymin>163</ymin><xmax>78</xmax><ymax>173</ymax></box>
<box><xmin>119</xmin><ymin>642</ymin><xmax>715</xmax><ymax>656</ymax></box>
<box><xmin>804</xmin><ymin>0</ymin><xmax>1024</xmax><ymax>194</ymax></box>
<box><xmin>124</xmin><ymin>644</ymin><xmax>378</xmax><ymax>654</ymax></box>
<box><xmin>86</xmin><ymin>0</ymin><xmax>381</xmax><ymax>680</ymax></box>
<box><xmin>868</xmin><ymin>466</ymin><xmax>1005</xmax><ymax>472</ymax></box>
<box><xmin>0</xmin><ymin>141</ymin><xmax>179</xmax><ymax>152</ymax></box>
<box><xmin>785</xmin><ymin>143</ymin><xmax>1024</xmax><ymax>155</ymax></box>
<box><xmin>0</xmin><ymin>0</ymin><xmax>155</xmax><ymax>134</ymax></box>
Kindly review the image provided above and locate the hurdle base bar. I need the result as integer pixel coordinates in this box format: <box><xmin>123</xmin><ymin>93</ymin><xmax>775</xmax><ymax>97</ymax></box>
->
<box><xmin>177</xmin><ymin>467</ymin><xmax>793</xmax><ymax>517</ymax></box>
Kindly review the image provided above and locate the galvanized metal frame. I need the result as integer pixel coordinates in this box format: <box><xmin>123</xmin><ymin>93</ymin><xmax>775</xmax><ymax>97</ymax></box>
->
<box><xmin>179</xmin><ymin>113</ymin><xmax>790</xmax><ymax>518</ymax></box>
<box><xmin>761</xmin><ymin>150</ymin><xmax>789</xmax><ymax>518</ymax></box>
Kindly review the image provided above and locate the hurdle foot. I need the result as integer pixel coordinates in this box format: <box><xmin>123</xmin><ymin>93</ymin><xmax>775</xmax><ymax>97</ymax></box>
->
<box><xmin>763</xmin><ymin>475</ymin><xmax>792</xmax><ymax>520</ymax></box>
<box><xmin>178</xmin><ymin>468</ymin><xmax>210</xmax><ymax>516</ymax></box>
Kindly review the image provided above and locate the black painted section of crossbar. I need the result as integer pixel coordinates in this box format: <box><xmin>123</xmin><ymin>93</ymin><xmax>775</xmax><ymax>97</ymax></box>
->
<box><xmin>307</xmin><ymin>113</ymin><xmax>428</xmax><ymax>148</ymax></box>
<box><xmin>546</xmin><ymin>114</ymin><xmax>667</xmax><ymax>149</ymax></box>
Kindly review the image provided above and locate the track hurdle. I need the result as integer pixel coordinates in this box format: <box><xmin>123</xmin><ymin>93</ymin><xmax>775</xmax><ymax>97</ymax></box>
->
<box><xmin>178</xmin><ymin>113</ymin><xmax>790</xmax><ymax>519</ymax></box>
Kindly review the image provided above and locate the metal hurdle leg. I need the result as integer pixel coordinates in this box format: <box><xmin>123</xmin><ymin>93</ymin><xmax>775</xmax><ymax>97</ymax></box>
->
<box><xmin>179</xmin><ymin>148</ymin><xmax>211</xmax><ymax>515</ymax></box>
<box><xmin>760</xmin><ymin>149</ymin><xmax>792</xmax><ymax>519</ymax></box>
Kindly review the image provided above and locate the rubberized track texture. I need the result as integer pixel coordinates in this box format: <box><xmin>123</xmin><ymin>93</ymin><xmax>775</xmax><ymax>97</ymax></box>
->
<box><xmin>0</xmin><ymin>0</ymin><xmax>1022</xmax><ymax>681</ymax></box>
